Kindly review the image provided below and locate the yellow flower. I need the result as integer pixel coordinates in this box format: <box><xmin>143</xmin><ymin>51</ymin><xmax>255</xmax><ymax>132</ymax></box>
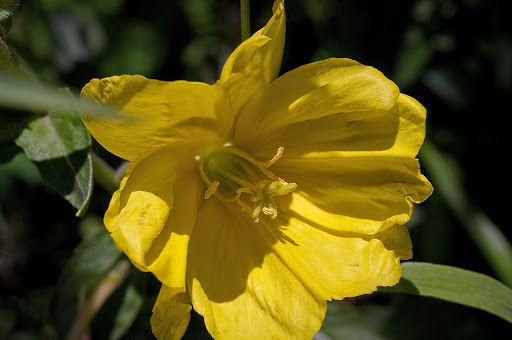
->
<box><xmin>81</xmin><ymin>1</ymin><xmax>432</xmax><ymax>339</ymax></box>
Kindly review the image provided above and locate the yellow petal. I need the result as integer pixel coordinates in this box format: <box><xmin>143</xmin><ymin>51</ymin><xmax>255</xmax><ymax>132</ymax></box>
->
<box><xmin>388</xmin><ymin>93</ymin><xmax>429</xmax><ymax>158</ymax></box>
<box><xmin>240</xmin><ymin>93</ymin><xmax>427</xmax><ymax>167</ymax></box>
<box><xmin>273</xmin><ymin>157</ymin><xmax>432</xmax><ymax>234</ymax></box>
<box><xmin>265</xmin><ymin>216</ymin><xmax>410</xmax><ymax>301</ymax></box>
<box><xmin>105</xmin><ymin>142</ymin><xmax>201</xmax><ymax>290</ymax></box>
<box><xmin>187</xmin><ymin>199</ymin><xmax>325</xmax><ymax>339</ymax></box>
<box><xmin>377</xmin><ymin>223</ymin><xmax>413</xmax><ymax>260</ymax></box>
<box><xmin>151</xmin><ymin>286</ymin><xmax>192</xmax><ymax>340</ymax></box>
<box><xmin>235</xmin><ymin>58</ymin><xmax>400</xmax><ymax>149</ymax></box>
<box><xmin>81</xmin><ymin>75</ymin><xmax>232</xmax><ymax>161</ymax></box>
<box><xmin>220</xmin><ymin>0</ymin><xmax>285</xmax><ymax>114</ymax></box>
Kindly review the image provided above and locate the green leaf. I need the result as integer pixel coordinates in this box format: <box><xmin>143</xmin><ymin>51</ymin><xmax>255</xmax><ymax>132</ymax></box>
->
<box><xmin>392</xmin><ymin>26</ymin><xmax>434</xmax><ymax>90</ymax></box>
<box><xmin>10</xmin><ymin>88</ymin><xmax>93</xmax><ymax>216</ymax></box>
<box><xmin>0</xmin><ymin>72</ymin><xmax>121</xmax><ymax>118</ymax></box>
<box><xmin>52</xmin><ymin>228</ymin><xmax>122</xmax><ymax>338</ymax></box>
<box><xmin>0</xmin><ymin>0</ymin><xmax>20</xmax><ymax>22</ymax></box>
<box><xmin>0</xmin><ymin>153</ymin><xmax>42</xmax><ymax>200</ymax></box>
<box><xmin>422</xmin><ymin>67</ymin><xmax>470</xmax><ymax>111</ymax></box>
<box><xmin>420</xmin><ymin>140</ymin><xmax>512</xmax><ymax>287</ymax></box>
<box><xmin>380</xmin><ymin>262</ymin><xmax>512</xmax><ymax>324</ymax></box>
<box><xmin>99</xmin><ymin>21</ymin><xmax>165</xmax><ymax>77</ymax></box>
<box><xmin>316</xmin><ymin>301</ymin><xmax>385</xmax><ymax>340</ymax></box>
<box><xmin>109</xmin><ymin>284</ymin><xmax>144</xmax><ymax>340</ymax></box>
<box><xmin>0</xmin><ymin>134</ymin><xmax>20</xmax><ymax>163</ymax></box>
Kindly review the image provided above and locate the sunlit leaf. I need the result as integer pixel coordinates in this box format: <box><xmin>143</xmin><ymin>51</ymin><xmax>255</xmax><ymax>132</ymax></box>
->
<box><xmin>52</xmin><ymin>228</ymin><xmax>122</xmax><ymax>338</ymax></box>
<box><xmin>380</xmin><ymin>262</ymin><xmax>512</xmax><ymax>324</ymax></box>
<box><xmin>0</xmin><ymin>0</ymin><xmax>20</xmax><ymax>22</ymax></box>
<box><xmin>10</xmin><ymin>88</ymin><xmax>93</xmax><ymax>216</ymax></box>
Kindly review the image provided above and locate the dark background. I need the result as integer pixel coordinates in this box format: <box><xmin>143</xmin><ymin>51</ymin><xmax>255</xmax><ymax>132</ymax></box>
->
<box><xmin>1</xmin><ymin>0</ymin><xmax>511</xmax><ymax>339</ymax></box>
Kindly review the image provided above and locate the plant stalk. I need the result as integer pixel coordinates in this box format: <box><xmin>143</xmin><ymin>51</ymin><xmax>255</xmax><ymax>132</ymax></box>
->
<box><xmin>240</xmin><ymin>0</ymin><xmax>251</xmax><ymax>41</ymax></box>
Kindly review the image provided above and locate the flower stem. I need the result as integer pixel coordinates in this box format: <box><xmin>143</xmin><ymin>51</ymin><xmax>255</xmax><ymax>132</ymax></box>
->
<box><xmin>65</xmin><ymin>259</ymin><xmax>131</xmax><ymax>340</ymax></box>
<box><xmin>91</xmin><ymin>152</ymin><xmax>120</xmax><ymax>194</ymax></box>
<box><xmin>240</xmin><ymin>0</ymin><xmax>251</xmax><ymax>41</ymax></box>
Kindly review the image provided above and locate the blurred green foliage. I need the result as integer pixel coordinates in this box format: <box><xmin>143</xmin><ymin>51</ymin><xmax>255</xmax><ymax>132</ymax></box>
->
<box><xmin>1</xmin><ymin>0</ymin><xmax>512</xmax><ymax>339</ymax></box>
<box><xmin>10</xmin><ymin>88</ymin><xmax>93</xmax><ymax>216</ymax></box>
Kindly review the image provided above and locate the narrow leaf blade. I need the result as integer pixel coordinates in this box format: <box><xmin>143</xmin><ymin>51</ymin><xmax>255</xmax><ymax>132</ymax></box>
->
<box><xmin>380</xmin><ymin>262</ymin><xmax>512</xmax><ymax>323</ymax></box>
<box><xmin>0</xmin><ymin>72</ymin><xmax>121</xmax><ymax>118</ymax></box>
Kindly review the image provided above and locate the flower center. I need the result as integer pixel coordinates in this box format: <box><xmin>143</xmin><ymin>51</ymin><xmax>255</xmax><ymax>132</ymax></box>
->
<box><xmin>197</xmin><ymin>143</ymin><xmax>296</xmax><ymax>222</ymax></box>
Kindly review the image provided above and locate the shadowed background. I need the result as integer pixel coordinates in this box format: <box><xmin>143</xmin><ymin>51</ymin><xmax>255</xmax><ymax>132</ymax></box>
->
<box><xmin>1</xmin><ymin>0</ymin><xmax>511</xmax><ymax>339</ymax></box>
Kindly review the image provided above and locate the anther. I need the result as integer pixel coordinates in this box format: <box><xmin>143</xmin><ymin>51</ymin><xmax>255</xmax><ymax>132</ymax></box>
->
<box><xmin>205</xmin><ymin>181</ymin><xmax>220</xmax><ymax>199</ymax></box>
<box><xmin>262</xmin><ymin>207</ymin><xmax>275</xmax><ymax>216</ymax></box>
<box><xmin>260</xmin><ymin>147</ymin><xmax>284</xmax><ymax>168</ymax></box>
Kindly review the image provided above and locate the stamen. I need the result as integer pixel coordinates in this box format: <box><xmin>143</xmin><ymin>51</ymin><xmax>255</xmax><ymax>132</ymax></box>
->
<box><xmin>237</xmin><ymin>187</ymin><xmax>256</xmax><ymax>195</ymax></box>
<box><xmin>260</xmin><ymin>147</ymin><xmax>284</xmax><ymax>168</ymax></box>
<box><xmin>259</xmin><ymin>167</ymin><xmax>284</xmax><ymax>183</ymax></box>
<box><xmin>198</xmin><ymin>144</ymin><xmax>296</xmax><ymax>221</ymax></box>
<box><xmin>238</xmin><ymin>200</ymin><xmax>260</xmax><ymax>222</ymax></box>
<box><xmin>221</xmin><ymin>187</ymin><xmax>255</xmax><ymax>203</ymax></box>
<box><xmin>231</xmin><ymin>156</ymin><xmax>260</xmax><ymax>181</ymax></box>
<box><xmin>262</xmin><ymin>193</ymin><xmax>278</xmax><ymax>219</ymax></box>
<box><xmin>213</xmin><ymin>166</ymin><xmax>259</xmax><ymax>191</ymax></box>
<box><xmin>251</xmin><ymin>200</ymin><xmax>262</xmax><ymax>219</ymax></box>
<box><xmin>223</xmin><ymin>178</ymin><xmax>242</xmax><ymax>194</ymax></box>
<box><xmin>205</xmin><ymin>181</ymin><xmax>220</xmax><ymax>199</ymax></box>
<box><xmin>256</xmin><ymin>180</ymin><xmax>272</xmax><ymax>187</ymax></box>
<box><xmin>262</xmin><ymin>207</ymin><xmax>276</xmax><ymax>218</ymax></box>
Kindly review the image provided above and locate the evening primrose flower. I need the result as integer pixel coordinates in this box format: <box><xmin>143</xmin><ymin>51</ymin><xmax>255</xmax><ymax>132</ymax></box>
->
<box><xmin>81</xmin><ymin>0</ymin><xmax>432</xmax><ymax>339</ymax></box>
